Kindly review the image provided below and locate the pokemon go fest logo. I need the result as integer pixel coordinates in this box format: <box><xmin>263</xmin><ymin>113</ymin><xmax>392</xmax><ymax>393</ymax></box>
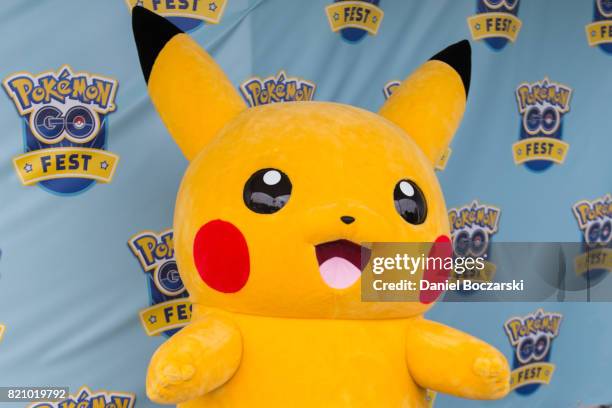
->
<box><xmin>3</xmin><ymin>66</ymin><xmax>119</xmax><ymax>195</ymax></box>
<box><xmin>29</xmin><ymin>386</ymin><xmax>135</xmax><ymax>408</ymax></box>
<box><xmin>448</xmin><ymin>200</ymin><xmax>500</xmax><ymax>283</ymax></box>
<box><xmin>504</xmin><ymin>309</ymin><xmax>562</xmax><ymax>394</ymax></box>
<box><xmin>383</xmin><ymin>80</ymin><xmax>451</xmax><ymax>171</ymax></box>
<box><xmin>325</xmin><ymin>0</ymin><xmax>384</xmax><ymax>43</ymax></box>
<box><xmin>468</xmin><ymin>0</ymin><xmax>522</xmax><ymax>50</ymax></box>
<box><xmin>513</xmin><ymin>77</ymin><xmax>572</xmax><ymax>172</ymax></box>
<box><xmin>128</xmin><ymin>229</ymin><xmax>191</xmax><ymax>337</ymax></box>
<box><xmin>572</xmin><ymin>194</ymin><xmax>612</xmax><ymax>275</ymax></box>
<box><xmin>586</xmin><ymin>0</ymin><xmax>612</xmax><ymax>53</ymax></box>
<box><xmin>125</xmin><ymin>0</ymin><xmax>227</xmax><ymax>32</ymax></box>
<box><xmin>240</xmin><ymin>71</ymin><xmax>316</xmax><ymax>107</ymax></box>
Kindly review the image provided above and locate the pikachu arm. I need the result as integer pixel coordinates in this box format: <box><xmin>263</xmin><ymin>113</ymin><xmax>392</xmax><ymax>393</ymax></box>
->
<box><xmin>404</xmin><ymin>317</ymin><xmax>510</xmax><ymax>400</ymax></box>
<box><xmin>146</xmin><ymin>314</ymin><xmax>242</xmax><ymax>404</ymax></box>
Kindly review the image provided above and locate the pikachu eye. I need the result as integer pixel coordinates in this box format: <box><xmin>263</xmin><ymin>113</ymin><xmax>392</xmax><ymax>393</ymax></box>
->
<box><xmin>243</xmin><ymin>168</ymin><xmax>292</xmax><ymax>214</ymax></box>
<box><xmin>394</xmin><ymin>180</ymin><xmax>427</xmax><ymax>225</ymax></box>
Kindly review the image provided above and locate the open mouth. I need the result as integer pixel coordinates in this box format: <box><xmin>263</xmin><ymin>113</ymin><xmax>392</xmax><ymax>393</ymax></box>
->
<box><xmin>315</xmin><ymin>240</ymin><xmax>372</xmax><ymax>289</ymax></box>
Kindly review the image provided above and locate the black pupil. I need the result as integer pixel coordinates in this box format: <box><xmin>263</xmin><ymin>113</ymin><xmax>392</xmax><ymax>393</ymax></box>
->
<box><xmin>394</xmin><ymin>180</ymin><xmax>427</xmax><ymax>225</ymax></box>
<box><xmin>243</xmin><ymin>168</ymin><xmax>292</xmax><ymax>214</ymax></box>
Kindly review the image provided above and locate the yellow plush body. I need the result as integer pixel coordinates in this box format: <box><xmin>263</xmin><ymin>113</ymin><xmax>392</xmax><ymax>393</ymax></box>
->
<box><xmin>131</xmin><ymin>6</ymin><xmax>510</xmax><ymax>407</ymax></box>
<box><xmin>151</xmin><ymin>310</ymin><xmax>508</xmax><ymax>408</ymax></box>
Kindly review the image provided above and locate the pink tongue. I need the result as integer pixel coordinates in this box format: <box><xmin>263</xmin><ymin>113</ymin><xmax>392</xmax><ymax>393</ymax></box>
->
<box><xmin>319</xmin><ymin>257</ymin><xmax>361</xmax><ymax>289</ymax></box>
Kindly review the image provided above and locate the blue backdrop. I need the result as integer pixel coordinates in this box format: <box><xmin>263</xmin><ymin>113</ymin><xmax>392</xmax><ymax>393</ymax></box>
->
<box><xmin>0</xmin><ymin>1</ymin><xmax>610</xmax><ymax>407</ymax></box>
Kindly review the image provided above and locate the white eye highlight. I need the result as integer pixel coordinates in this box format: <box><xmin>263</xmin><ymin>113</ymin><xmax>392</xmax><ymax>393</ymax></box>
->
<box><xmin>263</xmin><ymin>170</ymin><xmax>282</xmax><ymax>186</ymax></box>
<box><xmin>399</xmin><ymin>180</ymin><xmax>415</xmax><ymax>197</ymax></box>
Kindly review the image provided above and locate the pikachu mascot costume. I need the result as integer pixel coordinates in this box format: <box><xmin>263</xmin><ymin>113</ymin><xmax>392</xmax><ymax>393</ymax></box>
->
<box><xmin>131</xmin><ymin>6</ymin><xmax>510</xmax><ymax>407</ymax></box>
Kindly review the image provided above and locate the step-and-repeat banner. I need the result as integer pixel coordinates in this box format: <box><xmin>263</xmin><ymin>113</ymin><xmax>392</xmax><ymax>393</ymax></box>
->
<box><xmin>0</xmin><ymin>1</ymin><xmax>611</xmax><ymax>407</ymax></box>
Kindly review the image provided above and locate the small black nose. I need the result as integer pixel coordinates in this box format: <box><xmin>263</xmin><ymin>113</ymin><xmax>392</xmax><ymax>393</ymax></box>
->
<box><xmin>340</xmin><ymin>216</ymin><xmax>355</xmax><ymax>225</ymax></box>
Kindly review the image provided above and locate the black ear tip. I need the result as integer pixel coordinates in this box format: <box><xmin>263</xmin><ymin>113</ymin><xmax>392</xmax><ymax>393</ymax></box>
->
<box><xmin>132</xmin><ymin>5</ymin><xmax>147</xmax><ymax>19</ymax></box>
<box><xmin>429</xmin><ymin>40</ymin><xmax>472</xmax><ymax>97</ymax></box>
<box><xmin>132</xmin><ymin>5</ymin><xmax>183</xmax><ymax>84</ymax></box>
<box><xmin>132</xmin><ymin>5</ymin><xmax>177</xmax><ymax>35</ymax></box>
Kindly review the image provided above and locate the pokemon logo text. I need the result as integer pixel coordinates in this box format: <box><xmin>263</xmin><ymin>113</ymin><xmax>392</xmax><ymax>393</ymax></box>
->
<box><xmin>240</xmin><ymin>71</ymin><xmax>316</xmax><ymax>107</ymax></box>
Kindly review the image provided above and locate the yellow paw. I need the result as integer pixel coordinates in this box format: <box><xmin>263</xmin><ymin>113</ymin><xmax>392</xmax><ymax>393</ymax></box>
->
<box><xmin>147</xmin><ymin>361</ymin><xmax>197</xmax><ymax>404</ymax></box>
<box><xmin>473</xmin><ymin>353</ymin><xmax>511</xmax><ymax>398</ymax></box>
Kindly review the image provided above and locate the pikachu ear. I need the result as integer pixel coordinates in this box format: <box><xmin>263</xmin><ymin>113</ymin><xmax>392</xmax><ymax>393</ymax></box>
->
<box><xmin>379</xmin><ymin>40</ymin><xmax>471</xmax><ymax>166</ymax></box>
<box><xmin>132</xmin><ymin>6</ymin><xmax>246</xmax><ymax>160</ymax></box>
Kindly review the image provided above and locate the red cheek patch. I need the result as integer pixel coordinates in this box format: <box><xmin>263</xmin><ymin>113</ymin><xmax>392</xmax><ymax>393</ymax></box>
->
<box><xmin>419</xmin><ymin>235</ymin><xmax>453</xmax><ymax>304</ymax></box>
<box><xmin>193</xmin><ymin>220</ymin><xmax>250</xmax><ymax>293</ymax></box>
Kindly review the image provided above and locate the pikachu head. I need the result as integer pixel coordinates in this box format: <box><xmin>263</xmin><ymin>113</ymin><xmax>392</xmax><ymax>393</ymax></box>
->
<box><xmin>132</xmin><ymin>6</ymin><xmax>471</xmax><ymax>319</ymax></box>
